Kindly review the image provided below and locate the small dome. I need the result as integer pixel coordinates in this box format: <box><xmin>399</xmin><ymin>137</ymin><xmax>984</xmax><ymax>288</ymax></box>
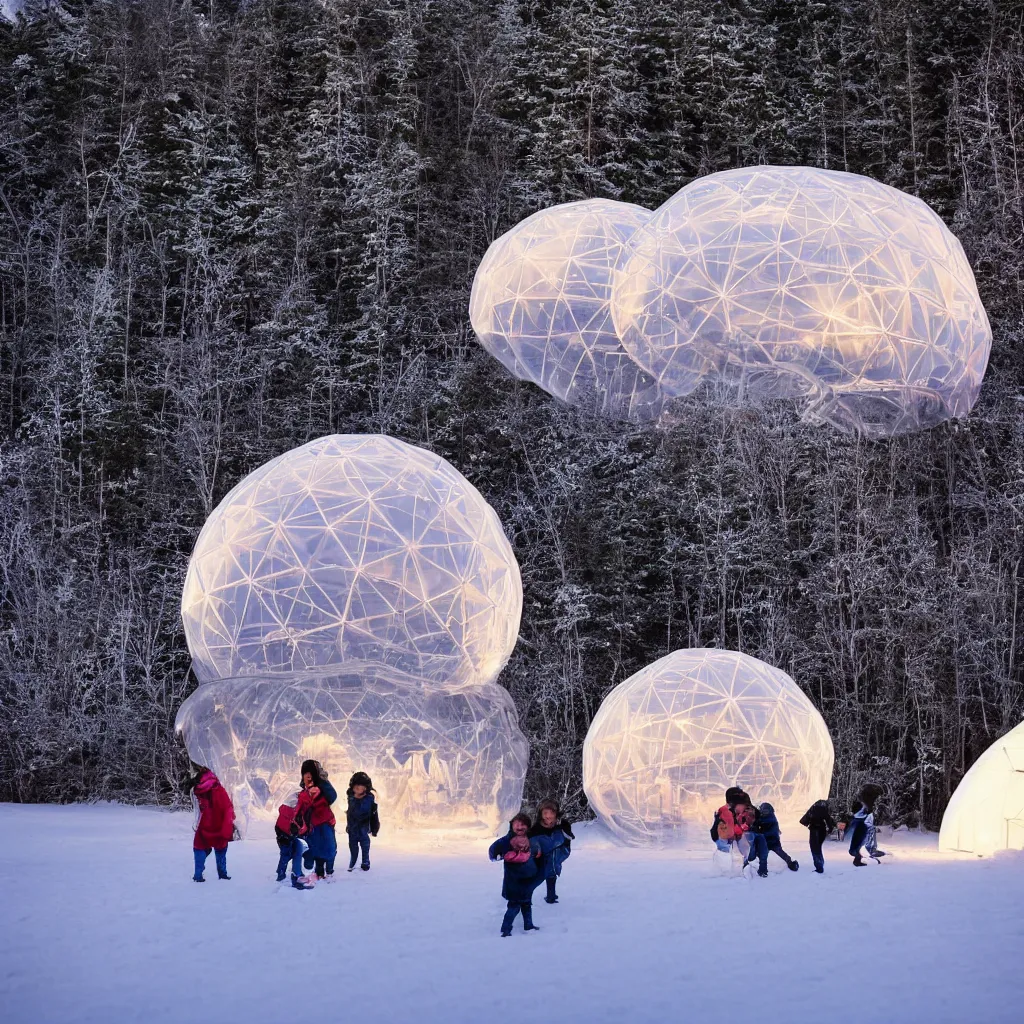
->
<box><xmin>583</xmin><ymin>648</ymin><xmax>834</xmax><ymax>846</ymax></box>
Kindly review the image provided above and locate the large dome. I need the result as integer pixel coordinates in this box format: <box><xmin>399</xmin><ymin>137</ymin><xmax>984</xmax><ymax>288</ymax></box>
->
<box><xmin>612</xmin><ymin>166</ymin><xmax>991</xmax><ymax>436</ymax></box>
<box><xmin>939</xmin><ymin>720</ymin><xmax>1024</xmax><ymax>857</ymax></box>
<box><xmin>583</xmin><ymin>648</ymin><xmax>834</xmax><ymax>846</ymax></box>
<box><xmin>469</xmin><ymin>199</ymin><xmax>666</xmax><ymax>422</ymax></box>
<box><xmin>181</xmin><ymin>435</ymin><xmax>522</xmax><ymax>689</ymax></box>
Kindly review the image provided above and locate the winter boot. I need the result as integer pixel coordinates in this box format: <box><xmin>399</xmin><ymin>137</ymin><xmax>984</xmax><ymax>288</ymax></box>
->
<box><xmin>291</xmin><ymin>874</ymin><xmax>312</xmax><ymax>890</ymax></box>
<box><xmin>522</xmin><ymin>904</ymin><xmax>539</xmax><ymax>932</ymax></box>
<box><xmin>347</xmin><ymin>866</ymin><xmax>355</xmax><ymax>872</ymax></box>
<box><xmin>853</xmin><ymin>855</ymin><xmax>865</xmax><ymax>866</ymax></box>
<box><xmin>276</xmin><ymin>869</ymin><xmax>287</xmax><ymax>882</ymax></box>
<box><xmin>814</xmin><ymin>867</ymin><xmax>824</xmax><ymax>874</ymax></box>
<box><xmin>193</xmin><ymin>876</ymin><xmax>205</xmax><ymax>883</ymax></box>
<box><xmin>218</xmin><ymin>872</ymin><xmax>231</xmax><ymax>880</ymax></box>
<box><xmin>787</xmin><ymin>860</ymin><xmax>799</xmax><ymax>872</ymax></box>
<box><xmin>361</xmin><ymin>862</ymin><xmax>370</xmax><ymax>871</ymax></box>
<box><xmin>757</xmin><ymin>868</ymin><xmax>769</xmax><ymax>878</ymax></box>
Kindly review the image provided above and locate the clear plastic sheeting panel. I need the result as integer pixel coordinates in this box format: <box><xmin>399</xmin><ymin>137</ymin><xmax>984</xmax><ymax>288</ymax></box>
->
<box><xmin>582</xmin><ymin>648</ymin><xmax>834</xmax><ymax>847</ymax></box>
<box><xmin>181</xmin><ymin>435</ymin><xmax>522</xmax><ymax>689</ymax></box>
<box><xmin>469</xmin><ymin>199</ymin><xmax>667</xmax><ymax>423</ymax></box>
<box><xmin>613</xmin><ymin>166</ymin><xmax>991</xmax><ymax>436</ymax></box>
<box><xmin>939</xmin><ymin>720</ymin><xmax>1024</xmax><ymax>856</ymax></box>
<box><xmin>470</xmin><ymin>167</ymin><xmax>991</xmax><ymax>437</ymax></box>
<box><xmin>175</xmin><ymin>666</ymin><xmax>530</xmax><ymax>836</ymax></box>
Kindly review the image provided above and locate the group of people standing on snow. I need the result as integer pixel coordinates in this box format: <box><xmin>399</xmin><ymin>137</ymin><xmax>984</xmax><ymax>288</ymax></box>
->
<box><xmin>189</xmin><ymin>761</ymin><xmax>886</xmax><ymax>937</ymax></box>
<box><xmin>188</xmin><ymin>759</ymin><xmax>379</xmax><ymax>889</ymax></box>
<box><xmin>711</xmin><ymin>783</ymin><xmax>887</xmax><ymax>875</ymax></box>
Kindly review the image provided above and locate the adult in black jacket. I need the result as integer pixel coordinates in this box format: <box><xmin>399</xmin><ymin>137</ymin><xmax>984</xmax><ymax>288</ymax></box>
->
<box><xmin>800</xmin><ymin>799</ymin><xmax>837</xmax><ymax>873</ymax></box>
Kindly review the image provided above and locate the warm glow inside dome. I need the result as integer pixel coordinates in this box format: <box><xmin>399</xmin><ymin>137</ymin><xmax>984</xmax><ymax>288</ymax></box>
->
<box><xmin>939</xmin><ymin>720</ymin><xmax>1024</xmax><ymax>857</ymax></box>
<box><xmin>177</xmin><ymin>435</ymin><xmax>528</xmax><ymax>835</ymax></box>
<box><xmin>175</xmin><ymin>665</ymin><xmax>529</xmax><ymax>834</ymax></box>
<box><xmin>469</xmin><ymin>198</ymin><xmax>667</xmax><ymax>422</ymax></box>
<box><xmin>181</xmin><ymin>434</ymin><xmax>522</xmax><ymax>689</ymax></box>
<box><xmin>470</xmin><ymin>167</ymin><xmax>991</xmax><ymax>436</ymax></box>
<box><xmin>583</xmin><ymin>648</ymin><xmax>834</xmax><ymax>846</ymax></box>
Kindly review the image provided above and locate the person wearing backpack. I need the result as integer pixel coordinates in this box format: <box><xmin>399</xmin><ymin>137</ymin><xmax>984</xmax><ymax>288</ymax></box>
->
<box><xmin>711</xmin><ymin>786</ymin><xmax>753</xmax><ymax>855</ymax></box>
<box><xmin>800</xmin><ymin>799</ymin><xmax>837</xmax><ymax>873</ymax></box>
<box><xmin>275</xmin><ymin>792</ymin><xmax>313</xmax><ymax>890</ymax></box>
<box><xmin>296</xmin><ymin>759</ymin><xmax>338</xmax><ymax>880</ymax></box>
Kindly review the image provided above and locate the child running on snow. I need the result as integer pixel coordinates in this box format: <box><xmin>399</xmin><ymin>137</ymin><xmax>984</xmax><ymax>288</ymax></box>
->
<box><xmin>528</xmin><ymin>799</ymin><xmax>574</xmax><ymax>904</ymax></box>
<box><xmin>275</xmin><ymin>792</ymin><xmax>312</xmax><ymax>890</ymax></box>
<box><xmin>744</xmin><ymin>802</ymin><xmax>799</xmax><ymax>876</ymax></box>
<box><xmin>489</xmin><ymin>813</ymin><xmax>542</xmax><ymax>937</ymax></box>
<box><xmin>190</xmin><ymin>767</ymin><xmax>235</xmax><ymax>882</ymax></box>
<box><xmin>849</xmin><ymin>784</ymin><xmax>884</xmax><ymax>866</ymax></box>
<box><xmin>800</xmin><ymin>799</ymin><xmax>837</xmax><ymax>874</ymax></box>
<box><xmin>296</xmin><ymin>759</ymin><xmax>338</xmax><ymax>880</ymax></box>
<box><xmin>345</xmin><ymin>771</ymin><xmax>380</xmax><ymax>873</ymax></box>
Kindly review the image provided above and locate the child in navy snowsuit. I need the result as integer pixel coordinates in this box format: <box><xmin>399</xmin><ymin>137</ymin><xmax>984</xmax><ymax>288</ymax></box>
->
<box><xmin>345</xmin><ymin>771</ymin><xmax>380</xmax><ymax>872</ymax></box>
<box><xmin>744</xmin><ymin>802</ymin><xmax>799</xmax><ymax>876</ymax></box>
<box><xmin>489</xmin><ymin>813</ymin><xmax>542</xmax><ymax>936</ymax></box>
<box><xmin>800</xmin><ymin>799</ymin><xmax>836</xmax><ymax>873</ymax></box>
<box><xmin>275</xmin><ymin>794</ymin><xmax>312</xmax><ymax>889</ymax></box>
<box><xmin>528</xmin><ymin>799</ymin><xmax>573</xmax><ymax>904</ymax></box>
<box><xmin>297</xmin><ymin>759</ymin><xmax>338</xmax><ymax>879</ymax></box>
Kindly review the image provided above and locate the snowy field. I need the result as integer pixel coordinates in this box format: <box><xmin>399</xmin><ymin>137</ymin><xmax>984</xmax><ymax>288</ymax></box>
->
<box><xmin>1</xmin><ymin>804</ymin><xmax>1021</xmax><ymax>1024</ymax></box>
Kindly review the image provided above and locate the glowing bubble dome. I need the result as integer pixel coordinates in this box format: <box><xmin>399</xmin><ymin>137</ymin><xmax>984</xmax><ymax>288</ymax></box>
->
<box><xmin>939</xmin><ymin>720</ymin><xmax>1024</xmax><ymax>857</ymax></box>
<box><xmin>612</xmin><ymin>166</ymin><xmax>991</xmax><ymax>436</ymax></box>
<box><xmin>469</xmin><ymin>199</ymin><xmax>667</xmax><ymax>422</ymax></box>
<box><xmin>181</xmin><ymin>435</ymin><xmax>522</xmax><ymax>689</ymax></box>
<box><xmin>583</xmin><ymin>648</ymin><xmax>834</xmax><ymax>846</ymax></box>
<box><xmin>175</xmin><ymin>665</ymin><xmax>529</xmax><ymax>834</ymax></box>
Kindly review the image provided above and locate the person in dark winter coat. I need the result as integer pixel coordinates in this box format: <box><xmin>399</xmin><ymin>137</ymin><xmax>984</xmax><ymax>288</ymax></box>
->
<box><xmin>744</xmin><ymin>802</ymin><xmax>799</xmax><ymax>876</ymax></box>
<box><xmin>275</xmin><ymin>793</ymin><xmax>312</xmax><ymax>889</ymax></box>
<box><xmin>297</xmin><ymin>759</ymin><xmax>338</xmax><ymax>879</ymax></box>
<box><xmin>528</xmin><ymin>799</ymin><xmax>574</xmax><ymax>904</ymax></box>
<box><xmin>800</xmin><ymin>799</ymin><xmax>837</xmax><ymax>873</ymax></box>
<box><xmin>488</xmin><ymin>813</ymin><xmax>542</xmax><ymax>936</ymax></box>
<box><xmin>848</xmin><ymin>784</ymin><xmax>883</xmax><ymax>866</ymax></box>
<box><xmin>190</xmin><ymin>767</ymin><xmax>235</xmax><ymax>882</ymax></box>
<box><xmin>345</xmin><ymin>771</ymin><xmax>380</xmax><ymax>872</ymax></box>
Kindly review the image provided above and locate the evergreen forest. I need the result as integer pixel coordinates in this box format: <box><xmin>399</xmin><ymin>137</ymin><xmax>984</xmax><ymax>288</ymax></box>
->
<box><xmin>1</xmin><ymin>0</ymin><xmax>1023</xmax><ymax>829</ymax></box>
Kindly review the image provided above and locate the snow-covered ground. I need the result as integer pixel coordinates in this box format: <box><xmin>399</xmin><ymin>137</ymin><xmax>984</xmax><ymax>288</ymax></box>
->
<box><xmin>1</xmin><ymin>804</ymin><xmax>1021</xmax><ymax>1024</ymax></box>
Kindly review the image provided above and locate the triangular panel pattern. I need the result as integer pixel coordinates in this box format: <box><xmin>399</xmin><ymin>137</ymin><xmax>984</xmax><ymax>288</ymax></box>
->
<box><xmin>582</xmin><ymin>648</ymin><xmax>834</xmax><ymax>846</ymax></box>
<box><xmin>175</xmin><ymin>666</ymin><xmax>529</xmax><ymax>835</ymax></box>
<box><xmin>612</xmin><ymin>166</ymin><xmax>991</xmax><ymax>436</ymax></box>
<box><xmin>181</xmin><ymin>435</ymin><xmax>522</xmax><ymax>689</ymax></box>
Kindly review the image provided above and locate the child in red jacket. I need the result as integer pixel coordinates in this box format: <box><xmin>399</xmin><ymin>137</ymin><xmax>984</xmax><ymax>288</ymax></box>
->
<box><xmin>191</xmin><ymin>768</ymin><xmax>235</xmax><ymax>882</ymax></box>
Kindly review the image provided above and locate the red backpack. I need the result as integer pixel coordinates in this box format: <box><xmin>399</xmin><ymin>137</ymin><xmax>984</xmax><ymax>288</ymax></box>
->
<box><xmin>276</xmin><ymin>802</ymin><xmax>305</xmax><ymax>836</ymax></box>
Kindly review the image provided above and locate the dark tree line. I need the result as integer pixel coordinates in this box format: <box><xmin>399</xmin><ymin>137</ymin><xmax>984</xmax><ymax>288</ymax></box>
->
<box><xmin>0</xmin><ymin>0</ymin><xmax>1022</xmax><ymax>827</ymax></box>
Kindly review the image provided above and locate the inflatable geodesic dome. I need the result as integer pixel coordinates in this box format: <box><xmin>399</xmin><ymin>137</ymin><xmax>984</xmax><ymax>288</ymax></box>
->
<box><xmin>175</xmin><ymin>666</ymin><xmax>529</xmax><ymax>833</ymax></box>
<box><xmin>471</xmin><ymin>167</ymin><xmax>991</xmax><ymax>436</ymax></box>
<box><xmin>939</xmin><ymin>720</ymin><xmax>1024</xmax><ymax>856</ymax></box>
<box><xmin>181</xmin><ymin>434</ymin><xmax>522</xmax><ymax>689</ymax></box>
<box><xmin>582</xmin><ymin>648</ymin><xmax>834</xmax><ymax>846</ymax></box>
<box><xmin>177</xmin><ymin>435</ymin><xmax>527</xmax><ymax>834</ymax></box>
<box><xmin>469</xmin><ymin>199</ymin><xmax>666</xmax><ymax>422</ymax></box>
